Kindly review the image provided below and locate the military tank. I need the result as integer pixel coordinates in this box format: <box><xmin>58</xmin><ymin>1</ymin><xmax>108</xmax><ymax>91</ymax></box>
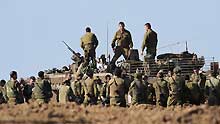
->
<box><xmin>44</xmin><ymin>41</ymin><xmax>205</xmax><ymax>85</ymax></box>
<box><xmin>120</xmin><ymin>49</ymin><xmax>205</xmax><ymax>77</ymax></box>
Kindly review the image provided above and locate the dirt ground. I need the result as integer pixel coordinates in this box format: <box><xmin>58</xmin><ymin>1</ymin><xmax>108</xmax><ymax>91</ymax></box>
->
<box><xmin>0</xmin><ymin>103</ymin><xmax>220</xmax><ymax>124</ymax></box>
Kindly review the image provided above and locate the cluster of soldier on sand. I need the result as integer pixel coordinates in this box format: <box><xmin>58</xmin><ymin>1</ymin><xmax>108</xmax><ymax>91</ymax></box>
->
<box><xmin>1</xmin><ymin>22</ymin><xmax>220</xmax><ymax>107</ymax></box>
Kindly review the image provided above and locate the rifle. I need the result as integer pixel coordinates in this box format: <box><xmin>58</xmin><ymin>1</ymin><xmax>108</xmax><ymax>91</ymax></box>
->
<box><xmin>62</xmin><ymin>41</ymin><xmax>82</xmax><ymax>60</ymax></box>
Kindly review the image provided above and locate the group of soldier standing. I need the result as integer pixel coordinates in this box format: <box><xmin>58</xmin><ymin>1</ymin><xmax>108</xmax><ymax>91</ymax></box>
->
<box><xmin>1</xmin><ymin>21</ymin><xmax>220</xmax><ymax>107</ymax></box>
<box><xmin>79</xmin><ymin>21</ymin><xmax>157</xmax><ymax>71</ymax></box>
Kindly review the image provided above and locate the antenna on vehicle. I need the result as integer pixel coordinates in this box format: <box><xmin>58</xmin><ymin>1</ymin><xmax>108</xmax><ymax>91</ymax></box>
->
<box><xmin>106</xmin><ymin>22</ymin><xmax>110</xmax><ymax>63</ymax></box>
<box><xmin>185</xmin><ymin>41</ymin><xmax>188</xmax><ymax>52</ymax></box>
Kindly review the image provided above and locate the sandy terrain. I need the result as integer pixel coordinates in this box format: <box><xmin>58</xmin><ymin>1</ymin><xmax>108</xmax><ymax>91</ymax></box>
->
<box><xmin>0</xmin><ymin>102</ymin><xmax>220</xmax><ymax>124</ymax></box>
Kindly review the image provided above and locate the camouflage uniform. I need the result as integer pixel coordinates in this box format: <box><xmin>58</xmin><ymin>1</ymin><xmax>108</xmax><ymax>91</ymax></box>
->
<box><xmin>185</xmin><ymin>80</ymin><xmax>201</xmax><ymax>105</ymax></box>
<box><xmin>107</xmin><ymin>76</ymin><xmax>126</xmax><ymax>107</ymax></box>
<box><xmin>190</xmin><ymin>73</ymin><xmax>200</xmax><ymax>84</ymax></box>
<box><xmin>95</xmin><ymin>77</ymin><xmax>107</xmax><ymax>104</ymax></box>
<box><xmin>198</xmin><ymin>73</ymin><xmax>207</xmax><ymax>104</ymax></box>
<box><xmin>23</xmin><ymin>84</ymin><xmax>34</xmax><ymax>103</ymax></box>
<box><xmin>144</xmin><ymin>80</ymin><xmax>156</xmax><ymax>105</ymax></box>
<box><xmin>5</xmin><ymin>80</ymin><xmax>19</xmax><ymax>104</ymax></box>
<box><xmin>32</xmin><ymin>78</ymin><xmax>53</xmax><ymax>104</ymax></box>
<box><xmin>153</xmin><ymin>78</ymin><xmax>169</xmax><ymax>107</ymax></box>
<box><xmin>205</xmin><ymin>76</ymin><xmax>220</xmax><ymax>105</ymax></box>
<box><xmin>128</xmin><ymin>73</ymin><xmax>147</xmax><ymax>105</ymax></box>
<box><xmin>141</xmin><ymin>29</ymin><xmax>158</xmax><ymax>59</ymax></box>
<box><xmin>167</xmin><ymin>69</ymin><xmax>185</xmax><ymax>106</ymax></box>
<box><xmin>71</xmin><ymin>79</ymin><xmax>84</xmax><ymax>104</ymax></box>
<box><xmin>59</xmin><ymin>84</ymin><xmax>74</xmax><ymax>104</ymax></box>
<box><xmin>110</xmin><ymin>29</ymin><xmax>133</xmax><ymax>64</ymax></box>
<box><xmin>82</xmin><ymin>77</ymin><xmax>97</xmax><ymax>105</ymax></box>
<box><xmin>80</xmin><ymin>32</ymin><xmax>99</xmax><ymax>67</ymax></box>
<box><xmin>0</xmin><ymin>86</ymin><xmax>7</xmax><ymax>104</ymax></box>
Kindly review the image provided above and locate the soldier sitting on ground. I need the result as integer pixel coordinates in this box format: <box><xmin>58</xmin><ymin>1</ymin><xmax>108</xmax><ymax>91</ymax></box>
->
<box><xmin>205</xmin><ymin>71</ymin><xmax>220</xmax><ymax>106</ymax></box>
<box><xmin>129</xmin><ymin>70</ymin><xmax>147</xmax><ymax>105</ymax></box>
<box><xmin>82</xmin><ymin>69</ymin><xmax>98</xmax><ymax>105</ymax></box>
<box><xmin>167</xmin><ymin>67</ymin><xmax>186</xmax><ymax>106</ymax></box>
<box><xmin>5</xmin><ymin>71</ymin><xmax>20</xmax><ymax>105</ymax></box>
<box><xmin>59</xmin><ymin>73</ymin><xmax>74</xmax><ymax>104</ymax></box>
<box><xmin>143</xmin><ymin>75</ymin><xmax>156</xmax><ymax>105</ymax></box>
<box><xmin>107</xmin><ymin>67</ymin><xmax>126</xmax><ymax>107</ymax></box>
<box><xmin>0</xmin><ymin>80</ymin><xmax>7</xmax><ymax>104</ymax></box>
<box><xmin>71</xmin><ymin>74</ymin><xmax>84</xmax><ymax>104</ymax></box>
<box><xmin>32</xmin><ymin>71</ymin><xmax>53</xmax><ymax>104</ymax></box>
<box><xmin>23</xmin><ymin>76</ymin><xmax>35</xmax><ymax>103</ymax></box>
<box><xmin>153</xmin><ymin>70</ymin><xmax>169</xmax><ymax>107</ymax></box>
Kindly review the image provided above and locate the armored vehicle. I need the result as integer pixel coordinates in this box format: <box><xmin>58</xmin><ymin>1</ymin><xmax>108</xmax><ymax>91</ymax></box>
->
<box><xmin>120</xmin><ymin>49</ymin><xmax>205</xmax><ymax>77</ymax></box>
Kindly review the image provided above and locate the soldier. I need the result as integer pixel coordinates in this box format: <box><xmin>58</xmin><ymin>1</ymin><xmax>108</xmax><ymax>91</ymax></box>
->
<box><xmin>167</xmin><ymin>67</ymin><xmax>186</xmax><ymax>106</ymax></box>
<box><xmin>143</xmin><ymin>75</ymin><xmax>156</xmax><ymax>105</ymax></box>
<box><xmin>23</xmin><ymin>76</ymin><xmax>35</xmax><ymax>103</ymax></box>
<box><xmin>190</xmin><ymin>69</ymin><xmax>200</xmax><ymax>83</ymax></box>
<box><xmin>32</xmin><ymin>71</ymin><xmax>53</xmax><ymax>104</ymax></box>
<box><xmin>165</xmin><ymin>70</ymin><xmax>173</xmax><ymax>82</ymax></box>
<box><xmin>198</xmin><ymin>70</ymin><xmax>207</xmax><ymax>104</ymax></box>
<box><xmin>121</xmin><ymin>70</ymin><xmax>132</xmax><ymax>104</ymax></box>
<box><xmin>185</xmin><ymin>75</ymin><xmax>201</xmax><ymax>105</ymax></box>
<box><xmin>71</xmin><ymin>74</ymin><xmax>84</xmax><ymax>104</ymax></box>
<box><xmin>154</xmin><ymin>70</ymin><xmax>169</xmax><ymax>107</ymax></box>
<box><xmin>107</xmin><ymin>68</ymin><xmax>126</xmax><ymax>107</ymax></box>
<box><xmin>94</xmin><ymin>76</ymin><xmax>106</xmax><ymax>105</ymax></box>
<box><xmin>103</xmin><ymin>74</ymin><xmax>111</xmax><ymax>104</ymax></box>
<box><xmin>82</xmin><ymin>69</ymin><xmax>98</xmax><ymax>105</ymax></box>
<box><xmin>5</xmin><ymin>71</ymin><xmax>20</xmax><ymax>105</ymax></box>
<box><xmin>141</xmin><ymin>23</ymin><xmax>158</xmax><ymax>59</ymax></box>
<box><xmin>110</xmin><ymin>22</ymin><xmax>133</xmax><ymax>69</ymax></box>
<box><xmin>0</xmin><ymin>80</ymin><xmax>7</xmax><ymax>104</ymax></box>
<box><xmin>205</xmin><ymin>71</ymin><xmax>220</xmax><ymax>106</ymax></box>
<box><xmin>59</xmin><ymin>73</ymin><xmax>74</xmax><ymax>104</ymax></box>
<box><xmin>80</xmin><ymin>27</ymin><xmax>99</xmax><ymax>68</ymax></box>
<box><xmin>129</xmin><ymin>71</ymin><xmax>147</xmax><ymax>105</ymax></box>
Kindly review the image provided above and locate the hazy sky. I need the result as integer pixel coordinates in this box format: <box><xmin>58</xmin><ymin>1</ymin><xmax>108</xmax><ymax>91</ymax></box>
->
<box><xmin>0</xmin><ymin>0</ymin><xmax>219</xmax><ymax>80</ymax></box>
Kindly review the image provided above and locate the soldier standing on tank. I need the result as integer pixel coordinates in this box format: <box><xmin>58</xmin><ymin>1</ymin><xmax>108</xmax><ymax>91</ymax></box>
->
<box><xmin>32</xmin><ymin>71</ymin><xmax>53</xmax><ymax>104</ymax></box>
<box><xmin>141</xmin><ymin>23</ymin><xmax>158</xmax><ymax>59</ymax></box>
<box><xmin>167</xmin><ymin>67</ymin><xmax>186</xmax><ymax>106</ymax></box>
<box><xmin>82</xmin><ymin>69</ymin><xmax>98</xmax><ymax>105</ymax></box>
<box><xmin>128</xmin><ymin>71</ymin><xmax>147</xmax><ymax>105</ymax></box>
<box><xmin>107</xmin><ymin>67</ymin><xmax>126</xmax><ymax>107</ymax></box>
<box><xmin>80</xmin><ymin>27</ymin><xmax>99</xmax><ymax>68</ymax></box>
<box><xmin>110</xmin><ymin>22</ymin><xmax>133</xmax><ymax>70</ymax></box>
<box><xmin>154</xmin><ymin>70</ymin><xmax>169</xmax><ymax>107</ymax></box>
<box><xmin>205</xmin><ymin>71</ymin><xmax>220</xmax><ymax>106</ymax></box>
<box><xmin>59</xmin><ymin>73</ymin><xmax>74</xmax><ymax>104</ymax></box>
<box><xmin>71</xmin><ymin>73</ymin><xmax>84</xmax><ymax>104</ymax></box>
<box><xmin>5</xmin><ymin>71</ymin><xmax>20</xmax><ymax>105</ymax></box>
